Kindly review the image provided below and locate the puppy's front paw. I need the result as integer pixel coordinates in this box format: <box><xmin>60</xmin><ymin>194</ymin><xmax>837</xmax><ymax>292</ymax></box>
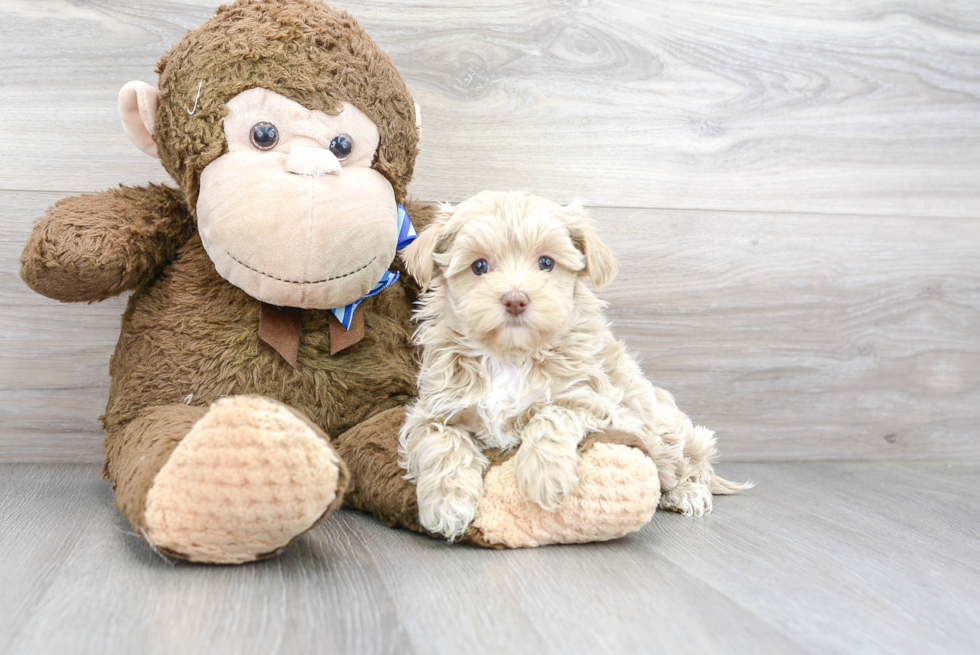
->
<box><xmin>514</xmin><ymin>440</ymin><xmax>580</xmax><ymax>511</ymax></box>
<box><xmin>418</xmin><ymin>493</ymin><xmax>479</xmax><ymax>541</ymax></box>
<box><xmin>416</xmin><ymin>470</ymin><xmax>483</xmax><ymax>541</ymax></box>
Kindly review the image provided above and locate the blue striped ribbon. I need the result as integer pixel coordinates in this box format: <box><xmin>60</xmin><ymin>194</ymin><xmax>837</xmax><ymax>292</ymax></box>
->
<box><xmin>329</xmin><ymin>204</ymin><xmax>417</xmax><ymax>330</ymax></box>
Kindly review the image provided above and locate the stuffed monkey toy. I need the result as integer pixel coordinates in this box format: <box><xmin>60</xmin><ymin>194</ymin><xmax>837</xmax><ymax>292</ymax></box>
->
<box><xmin>20</xmin><ymin>0</ymin><xmax>662</xmax><ymax>563</ymax></box>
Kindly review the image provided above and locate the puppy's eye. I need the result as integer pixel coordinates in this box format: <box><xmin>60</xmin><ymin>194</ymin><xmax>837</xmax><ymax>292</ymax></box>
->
<box><xmin>471</xmin><ymin>259</ymin><xmax>491</xmax><ymax>276</ymax></box>
<box><xmin>538</xmin><ymin>256</ymin><xmax>555</xmax><ymax>272</ymax></box>
<box><xmin>250</xmin><ymin>122</ymin><xmax>279</xmax><ymax>150</ymax></box>
<box><xmin>329</xmin><ymin>134</ymin><xmax>353</xmax><ymax>160</ymax></box>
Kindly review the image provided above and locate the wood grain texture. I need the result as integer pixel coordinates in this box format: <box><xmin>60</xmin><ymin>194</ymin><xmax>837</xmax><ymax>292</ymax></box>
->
<box><xmin>601</xmin><ymin>207</ymin><xmax>980</xmax><ymax>460</ymax></box>
<box><xmin>0</xmin><ymin>0</ymin><xmax>978</xmax><ymax>216</ymax></box>
<box><xmin>648</xmin><ymin>460</ymin><xmax>980</xmax><ymax>655</ymax></box>
<box><xmin>2</xmin><ymin>461</ymin><xmax>978</xmax><ymax>655</ymax></box>
<box><xmin>0</xmin><ymin>466</ymin><xmax>412</xmax><ymax>655</ymax></box>
<box><xmin>4</xmin><ymin>191</ymin><xmax>978</xmax><ymax>461</ymax></box>
<box><xmin>1</xmin><ymin>1</ymin><xmax>978</xmax><ymax>461</ymax></box>
<box><xmin>334</xmin><ymin>510</ymin><xmax>805</xmax><ymax>655</ymax></box>
<box><xmin>0</xmin><ymin>191</ymin><xmax>122</xmax><ymax>461</ymax></box>
<box><xmin>0</xmin><ymin>464</ymin><xmax>103</xmax><ymax>647</ymax></box>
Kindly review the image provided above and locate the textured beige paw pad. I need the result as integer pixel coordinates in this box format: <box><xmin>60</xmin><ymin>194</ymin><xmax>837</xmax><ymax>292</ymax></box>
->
<box><xmin>472</xmin><ymin>443</ymin><xmax>661</xmax><ymax>548</ymax></box>
<box><xmin>144</xmin><ymin>396</ymin><xmax>341</xmax><ymax>564</ymax></box>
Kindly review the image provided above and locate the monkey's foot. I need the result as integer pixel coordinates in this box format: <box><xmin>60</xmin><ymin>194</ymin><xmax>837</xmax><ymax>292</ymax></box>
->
<box><xmin>142</xmin><ymin>395</ymin><xmax>348</xmax><ymax>564</ymax></box>
<box><xmin>468</xmin><ymin>434</ymin><xmax>660</xmax><ymax>548</ymax></box>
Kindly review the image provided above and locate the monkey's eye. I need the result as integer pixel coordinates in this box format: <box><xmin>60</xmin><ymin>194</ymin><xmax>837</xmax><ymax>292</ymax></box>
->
<box><xmin>471</xmin><ymin>259</ymin><xmax>491</xmax><ymax>276</ymax></box>
<box><xmin>538</xmin><ymin>256</ymin><xmax>555</xmax><ymax>272</ymax></box>
<box><xmin>329</xmin><ymin>134</ymin><xmax>353</xmax><ymax>160</ymax></box>
<box><xmin>249</xmin><ymin>122</ymin><xmax>279</xmax><ymax>151</ymax></box>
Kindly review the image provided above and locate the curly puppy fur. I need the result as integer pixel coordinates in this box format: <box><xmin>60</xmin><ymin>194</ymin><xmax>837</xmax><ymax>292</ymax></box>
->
<box><xmin>399</xmin><ymin>191</ymin><xmax>750</xmax><ymax>540</ymax></box>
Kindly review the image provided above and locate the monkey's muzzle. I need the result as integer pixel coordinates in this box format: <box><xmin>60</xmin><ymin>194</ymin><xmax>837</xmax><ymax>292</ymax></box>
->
<box><xmin>197</xmin><ymin>149</ymin><xmax>398</xmax><ymax>309</ymax></box>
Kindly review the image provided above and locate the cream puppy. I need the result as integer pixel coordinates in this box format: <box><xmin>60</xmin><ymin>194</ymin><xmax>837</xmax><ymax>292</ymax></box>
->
<box><xmin>399</xmin><ymin>191</ymin><xmax>748</xmax><ymax>541</ymax></box>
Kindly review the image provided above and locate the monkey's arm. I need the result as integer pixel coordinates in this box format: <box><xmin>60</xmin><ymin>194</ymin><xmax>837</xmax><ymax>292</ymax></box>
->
<box><xmin>20</xmin><ymin>184</ymin><xmax>195</xmax><ymax>302</ymax></box>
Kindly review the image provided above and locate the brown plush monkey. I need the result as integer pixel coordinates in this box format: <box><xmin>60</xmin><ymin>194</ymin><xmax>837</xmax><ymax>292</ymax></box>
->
<box><xmin>20</xmin><ymin>0</ymin><xmax>662</xmax><ymax>563</ymax></box>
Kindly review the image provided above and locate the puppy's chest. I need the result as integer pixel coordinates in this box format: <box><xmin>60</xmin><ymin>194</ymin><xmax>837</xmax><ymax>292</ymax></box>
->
<box><xmin>456</xmin><ymin>359</ymin><xmax>544</xmax><ymax>450</ymax></box>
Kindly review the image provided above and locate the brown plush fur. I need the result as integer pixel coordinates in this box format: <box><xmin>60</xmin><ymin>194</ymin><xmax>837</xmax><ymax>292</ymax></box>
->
<box><xmin>20</xmin><ymin>185</ymin><xmax>194</xmax><ymax>302</ymax></box>
<box><xmin>100</xmin><ymin>226</ymin><xmax>424</xmax><ymax>439</ymax></box>
<box><xmin>333</xmin><ymin>407</ymin><xmax>431</xmax><ymax>535</ymax></box>
<box><xmin>153</xmin><ymin>0</ymin><xmax>418</xmax><ymax>208</ymax></box>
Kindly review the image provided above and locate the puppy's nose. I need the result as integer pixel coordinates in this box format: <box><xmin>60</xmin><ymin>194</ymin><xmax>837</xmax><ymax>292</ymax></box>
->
<box><xmin>285</xmin><ymin>145</ymin><xmax>342</xmax><ymax>176</ymax></box>
<box><xmin>502</xmin><ymin>291</ymin><xmax>529</xmax><ymax>316</ymax></box>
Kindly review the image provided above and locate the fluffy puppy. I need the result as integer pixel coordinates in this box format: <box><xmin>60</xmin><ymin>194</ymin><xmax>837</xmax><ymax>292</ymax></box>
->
<box><xmin>399</xmin><ymin>191</ymin><xmax>749</xmax><ymax>541</ymax></box>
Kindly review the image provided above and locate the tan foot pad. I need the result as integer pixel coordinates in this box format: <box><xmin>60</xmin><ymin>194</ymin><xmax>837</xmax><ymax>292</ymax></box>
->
<box><xmin>472</xmin><ymin>443</ymin><xmax>660</xmax><ymax>548</ymax></box>
<box><xmin>144</xmin><ymin>396</ymin><xmax>343</xmax><ymax>564</ymax></box>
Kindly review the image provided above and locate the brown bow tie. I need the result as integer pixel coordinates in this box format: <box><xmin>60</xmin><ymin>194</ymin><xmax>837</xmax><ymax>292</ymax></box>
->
<box><xmin>258</xmin><ymin>302</ymin><xmax>364</xmax><ymax>367</ymax></box>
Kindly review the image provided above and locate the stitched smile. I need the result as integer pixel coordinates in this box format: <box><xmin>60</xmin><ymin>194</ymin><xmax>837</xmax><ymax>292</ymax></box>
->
<box><xmin>227</xmin><ymin>252</ymin><xmax>377</xmax><ymax>285</ymax></box>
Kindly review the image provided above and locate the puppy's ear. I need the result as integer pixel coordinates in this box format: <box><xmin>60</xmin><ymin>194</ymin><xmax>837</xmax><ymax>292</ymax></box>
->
<box><xmin>401</xmin><ymin>203</ymin><xmax>455</xmax><ymax>291</ymax></box>
<box><xmin>564</xmin><ymin>201</ymin><xmax>618</xmax><ymax>290</ymax></box>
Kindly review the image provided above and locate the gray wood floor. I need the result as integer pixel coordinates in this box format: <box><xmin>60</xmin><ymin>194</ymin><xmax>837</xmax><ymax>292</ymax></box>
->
<box><xmin>1</xmin><ymin>461</ymin><xmax>977</xmax><ymax>655</ymax></box>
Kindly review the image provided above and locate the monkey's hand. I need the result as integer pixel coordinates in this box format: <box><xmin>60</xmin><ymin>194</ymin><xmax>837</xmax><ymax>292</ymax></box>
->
<box><xmin>20</xmin><ymin>184</ymin><xmax>194</xmax><ymax>302</ymax></box>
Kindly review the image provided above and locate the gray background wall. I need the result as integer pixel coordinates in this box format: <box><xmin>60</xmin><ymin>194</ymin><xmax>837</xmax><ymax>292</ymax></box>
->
<box><xmin>1</xmin><ymin>0</ymin><xmax>978</xmax><ymax>462</ymax></box>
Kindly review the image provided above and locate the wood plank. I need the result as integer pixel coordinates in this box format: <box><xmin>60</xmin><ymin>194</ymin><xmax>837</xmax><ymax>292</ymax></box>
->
<box><xmin>1</xmin><ymin>463</ymin><xmax>805</xmax><ymax>655</ymax></box>
<box><xmin>3</xmin><ymin>467</ymin><xmax>413</xmax><ymax>655</ymax></box>
<box><xmin>0</xmin><ymin>191</ymin><xmax>121</xmax><ymax>462</ymax></box>
<box><xmin>333</xmin><ymin>510</ymin><xmax>809</xmax><ymax>655</ymax></box>
<box><xmin>0</xmin><ymin>464</ymin><xmax>103</xmax><ymax>651</ymax></box>
<box><xmin>3</xmin><ymin>462</ymin><xmax>978</xmax><ymax>655</ymax></box>
<box><xmin>0</xmin><ymin>1</ymin><xmax>978</xmax><ymax>217</ymax></box>
<box><xmin>4</xmin><ymin>192</ymin><xmax>978</xmax><ymax>461</ymax></box>
<box><xmin>648</xmin><ymin>461</ymin><xmax>980</xmax><ymax>655</ymax></box>
<box><xmin>601</xmin><ymin>207</ymin><xmax>980</xmax><ymax>461</ymax></box>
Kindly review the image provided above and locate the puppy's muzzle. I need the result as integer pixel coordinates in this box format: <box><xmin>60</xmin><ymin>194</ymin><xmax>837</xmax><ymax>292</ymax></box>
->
<box><xmin>502</xmin><ymin>291</ymin><xmax>529</xmax><ymax>316</ymax></box>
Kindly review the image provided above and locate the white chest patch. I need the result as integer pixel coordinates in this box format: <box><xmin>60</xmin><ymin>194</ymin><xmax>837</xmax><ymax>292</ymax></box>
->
<box><xmin>485</xmin><ymin>359</ymin><xmax>524</xmax><ymax>405</ymax></box>
<box><xmin>475</xmin><ymin>357</ymin><xmax>543</xmax><ymax>450</ymax></box>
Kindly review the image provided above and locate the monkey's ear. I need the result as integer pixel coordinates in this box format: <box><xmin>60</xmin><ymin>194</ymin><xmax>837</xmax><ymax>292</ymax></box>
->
<box><xmin>401</xmin><ymin>203</ymin><xmax>454</xmax><ymax>291</ymax></box>
<box><xmin>118</xmin><ymin>81</ymin><xmax>160</xmax><ymax>158</ymax></box>
<box><xmin>564</xmin><ymin>201</ymin><xmax>618</xmax><ymax>290</ymax></box>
